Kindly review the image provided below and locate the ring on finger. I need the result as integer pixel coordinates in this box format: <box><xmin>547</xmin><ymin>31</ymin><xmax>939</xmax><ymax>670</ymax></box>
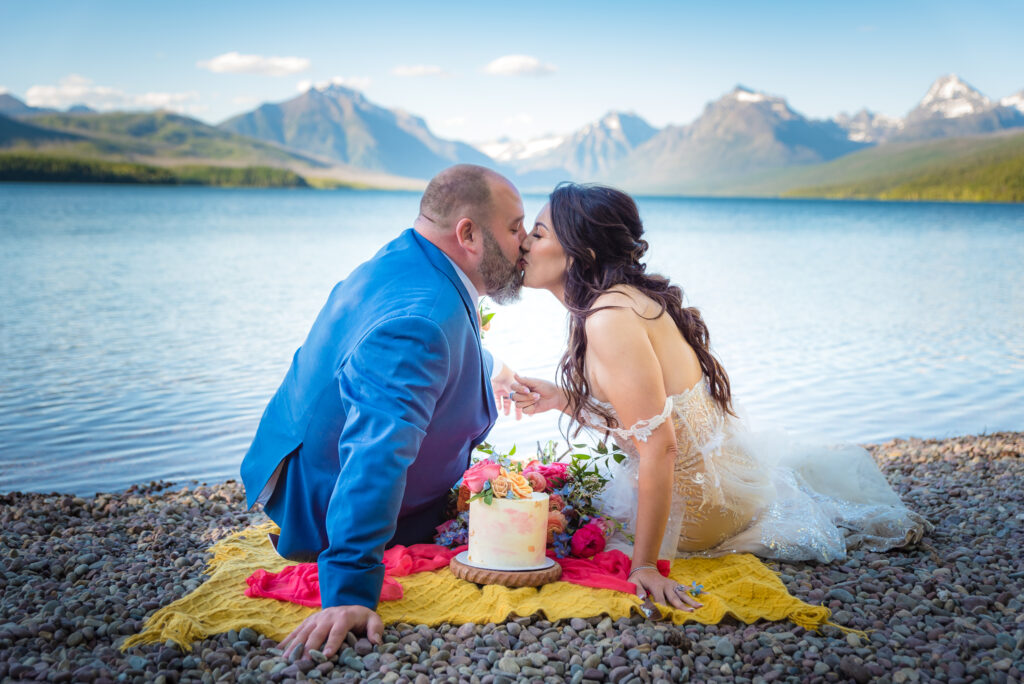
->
<box><xmin>674</xmin><ymin>585</ymin><xmax>687</xmax><ymax>593</ymax></box>
<box><xmin>508</xmin><ymin>391</ymin><xmax>515</xmax><ymax>401</ymax></box>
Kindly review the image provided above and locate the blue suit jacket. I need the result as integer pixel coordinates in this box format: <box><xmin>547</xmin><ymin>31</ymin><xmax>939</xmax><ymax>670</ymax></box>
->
<box><xmin>240</xmin><ymin>229</ymin><xmax>496</xmax><ymax>609</ymax></box>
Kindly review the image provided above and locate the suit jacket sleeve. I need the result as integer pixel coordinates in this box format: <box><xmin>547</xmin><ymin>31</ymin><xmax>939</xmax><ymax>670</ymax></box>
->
<box><xmin>318</xmin><ymin>314</ymin><xmax>451</xmax><ymax>609</ymax></box>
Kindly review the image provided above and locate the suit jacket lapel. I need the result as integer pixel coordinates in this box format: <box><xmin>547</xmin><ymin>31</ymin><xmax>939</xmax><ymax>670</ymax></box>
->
<box><xmin>409</xmin><ymin>230</ymin><xmax>480</xmax><ymax>336</ymax></box>
<box><xmin>408</xmin><ymin>231</ymin><xmax>496</xmax><ymax>425</ymax></box>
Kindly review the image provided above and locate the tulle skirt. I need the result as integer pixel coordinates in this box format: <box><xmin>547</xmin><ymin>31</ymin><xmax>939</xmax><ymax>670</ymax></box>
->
<box><xmin>596</xmin><ymin>418</ymin><xmax>929</xmax><ymax>563</ymax></box>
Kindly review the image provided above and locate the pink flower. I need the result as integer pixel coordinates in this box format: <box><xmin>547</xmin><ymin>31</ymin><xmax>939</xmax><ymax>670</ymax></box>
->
<box><xmin>435</xmin><ymin>518</ymin><xmax>455</xmax><ymax>537</ymax></box>
<box><xmin>462</xmin><ymin>460</ymin><xmax>501</xmax><ymax>494</ymax></box>
<box><xmin>523</xmin><ymin>460</ymin><xmax>570</xmax><ymax>488</ymax></box>
<box><xmin>590</xmin><ymin>517</ymin><xmax>612</xmax><ymax>538</ymax></box>
<box><xmin>525</xmin><ymin>471</ymin><xmax>547</xmax><ymax>492</ymax></box>
<box><xmin>570</xmin><ymin>522</ymin><xmax>607</xmax><ymax>558</ymax></box>
<box><xmin>546</xmin><ymin>510</ymin><xmax>567</xmax><ymax>544</ymax></box>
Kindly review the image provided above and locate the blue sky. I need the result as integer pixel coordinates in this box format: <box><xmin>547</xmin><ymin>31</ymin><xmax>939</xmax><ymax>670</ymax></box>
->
<box><xmin>1</xmin><ymin>0</ymin><xmax>1021</xmax><ymax>142</ymax></box>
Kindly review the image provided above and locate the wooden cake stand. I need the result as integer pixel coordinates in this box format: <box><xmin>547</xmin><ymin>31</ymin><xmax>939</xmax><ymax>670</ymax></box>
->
<box><xmin>450</xmin><ymin>555</ymin><xmax>563</xmax><ymax>588</ymax></box>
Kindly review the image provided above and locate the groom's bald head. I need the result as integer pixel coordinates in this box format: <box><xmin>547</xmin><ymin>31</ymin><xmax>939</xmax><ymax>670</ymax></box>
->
<box><xmin>419</xmin><ymin>164</ymin><xmax>507</xmax><ymax>229</ymax></box>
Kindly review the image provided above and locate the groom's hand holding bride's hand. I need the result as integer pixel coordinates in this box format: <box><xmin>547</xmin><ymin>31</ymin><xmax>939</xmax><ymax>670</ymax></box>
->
<box><xmin>278</xmin><ymin>605</ymin><xmax>383</xmax><ymax>661</ymax></box>
<box><xmin>491</xmin><ymin>363</ymin><xmax>524</xmax><ymax>420</ymax></box>
<box><xmin>509</xmin><ymin>375</ymin><xmax>565</xmax><ymax>416</ymax></box>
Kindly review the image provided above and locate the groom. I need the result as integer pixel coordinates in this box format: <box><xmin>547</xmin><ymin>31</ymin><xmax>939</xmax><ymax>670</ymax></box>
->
<box><xmin>239</xmin><ymin>164</ymin><xmax>526</xmax><ymax>657</ymax></box>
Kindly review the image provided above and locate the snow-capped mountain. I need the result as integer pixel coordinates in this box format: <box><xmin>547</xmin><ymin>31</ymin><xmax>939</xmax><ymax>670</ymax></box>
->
<box><xmin>834</xmin><ymin>109</ymin><xmax>904</xmax><ymax>143</ymax></box>
<box><xmin>480</xmin><ymin>111</ymin><xmax>658</xmax><ymax>186</ymax></box>
<box><xmin>907</xmin><ymin>74</ymin><xmax>993</xmax><ymax>121</ymax></box>
<box><xmin>603</xmin><ymin>86</ymin><xmax>865</xmax><ymax>194</ymax></box>
<box><xmin>477</xmin><ymin>135</ymin><xmax>566</xmax><ymax>164</ymax></box>
<box><xmin>898</xmin><ymin>74</ymin><xmax>1024</xmax><ymax>141</ymax></box>
<box><xmin>1001</xmin><ymin>91</ymin><xmax>1024</xmax><ymax>114</ymax></box>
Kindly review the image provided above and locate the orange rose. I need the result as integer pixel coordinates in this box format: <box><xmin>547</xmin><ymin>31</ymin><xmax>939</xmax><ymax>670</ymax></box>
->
<box><xmin>490</xmin><ymin>476</ymin><xmax>510</xmax><ymax>498</ymax></box>
<box><xmin>456</xmin><ymin>484</ymin><xmax>471</xmax><ymax>513</ymax></box>
<box><xmin>505</xmin><ymin>470</ymin><xmax>534</xmax><ymax>499</ymax></box>
<box><xmin>548</xmin><ymin>494</ymin><xmax>565</xmax><ymax>511</ymax></box>
<box><xmin>546</xmin><ymin>510</ymin><xmax>567</xmax><ymax>544</ymax></box>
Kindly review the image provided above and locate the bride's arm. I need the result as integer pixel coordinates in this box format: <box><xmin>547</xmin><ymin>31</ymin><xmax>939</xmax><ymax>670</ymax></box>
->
<box><xmin>584</xmin><ymin>307</ymin><xmax>702</xmax><ymax>612</ymax></box>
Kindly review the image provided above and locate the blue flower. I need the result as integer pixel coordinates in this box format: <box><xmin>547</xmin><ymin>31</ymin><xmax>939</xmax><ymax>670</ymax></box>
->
<box><xmin>689</xmin><ymin>581</ymin><xmax>704</xmax><ymax>597</ymax></box>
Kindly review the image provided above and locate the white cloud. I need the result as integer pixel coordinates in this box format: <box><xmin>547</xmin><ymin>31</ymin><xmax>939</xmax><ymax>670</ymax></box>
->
<box><xmin>25</xmin><ymin>74</ymin><xmax>201</xmax><ymax>114</ymax></box>
<box><xmin>391</xmin><ymin>64</ymin><xmax>446</xmax><ymax>78</ymax></box>
<box><xmin>0</xmin><ymin>86</ymin><xmax>8</xmax><ymax>95</ymax></box>
<box><xmin>197</xmin><ymin>51</ymin><xmax>311</xmax><ymax>77</ymax></box>
<box><xmin>296</xmin><ymin>75</ymin><xmax>372</xmax><ymax>93</ymax></box>
<box><xmin>483</xmin><ymin>55</ymin><xmax>556</xmax><ymax>77</ymax></box>
<box><xmin>443</xmin><ymin>116</ymin><xmax>467</xmax><ymax>127</ymax></box>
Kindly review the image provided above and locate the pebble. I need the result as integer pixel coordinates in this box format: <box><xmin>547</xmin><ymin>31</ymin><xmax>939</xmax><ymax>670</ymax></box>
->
<box><xmin>0</xmin><ymin>433</ymin><xmax>1021</xmax><ymax>682</ymax></box>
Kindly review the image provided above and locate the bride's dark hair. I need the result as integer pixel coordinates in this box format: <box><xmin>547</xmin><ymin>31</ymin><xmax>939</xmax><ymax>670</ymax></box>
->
<box><xmin>549</xmin><ymin>182</ymin><xmax>735</xmax><ymax>434</ymax></box>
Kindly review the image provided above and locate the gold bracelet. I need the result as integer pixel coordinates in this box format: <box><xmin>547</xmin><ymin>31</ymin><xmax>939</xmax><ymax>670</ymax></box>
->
<box><xmin>627</xmin><ymin>564</ymin><xmax>657</xmax><ymax>579</ymax></box>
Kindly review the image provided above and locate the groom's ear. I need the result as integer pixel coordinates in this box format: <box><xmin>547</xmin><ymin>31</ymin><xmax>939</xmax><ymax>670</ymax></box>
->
<box><xmin>454</xmin><ymin>218</ymin><xmax>482</xmax><ymax>256</ymax></box>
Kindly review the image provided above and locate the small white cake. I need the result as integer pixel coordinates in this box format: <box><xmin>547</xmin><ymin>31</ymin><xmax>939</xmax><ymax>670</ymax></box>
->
<box><xmin>467</xmin><ymin>492</ymin><xmax>549</xmax><ymax>569</ymax></box>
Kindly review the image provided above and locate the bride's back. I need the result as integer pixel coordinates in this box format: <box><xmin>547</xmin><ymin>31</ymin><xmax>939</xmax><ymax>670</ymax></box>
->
<box><xmin>585</xmin><ymin>284</ymin><xmax>705</xmax><ymax>403</ymax></box>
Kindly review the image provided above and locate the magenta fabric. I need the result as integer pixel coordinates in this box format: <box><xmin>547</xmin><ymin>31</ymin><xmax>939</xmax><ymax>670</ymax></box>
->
<box><xmin>245</xmin><ymin>544</ymin><xmax>670</xmax><ymax>606</ymax></box>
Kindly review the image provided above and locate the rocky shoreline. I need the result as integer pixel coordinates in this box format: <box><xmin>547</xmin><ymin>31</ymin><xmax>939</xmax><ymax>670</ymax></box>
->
<box><xmin>1</xmin><ymin>432</ymin><xmax>1021</xmax><ymax>683</ymax></box>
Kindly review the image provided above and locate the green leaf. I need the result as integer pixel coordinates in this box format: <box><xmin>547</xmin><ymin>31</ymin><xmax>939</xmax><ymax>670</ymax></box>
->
<box><xmin>596</xmin><ymin>442</ymin><xmax>608</xmax><ymax>454</ymax></box>
<box><xmin>613</xmin><ymin>453</ymin><xmax>626</xmax><ymax>464</ymax></box>
<box><xmin>484</xmin><ymin>490</ymin><xmax>493</xmax><ymax>505</ymax></box>
<box><xmin>509</xmin><ymin>444</ymin><xmax>517</xmax><ymax>456</ymax></box>
<box><xmin>481</xmin><ymin>312</ymin><xmax>495</xmax><ymax>325</ymax></box>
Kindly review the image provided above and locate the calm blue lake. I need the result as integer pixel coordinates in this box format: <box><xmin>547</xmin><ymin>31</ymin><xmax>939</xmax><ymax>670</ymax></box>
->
<box><xmin>1</xmin><ymin>184</ymin><xmax>1021</xmax><ymax>495</ymax></box>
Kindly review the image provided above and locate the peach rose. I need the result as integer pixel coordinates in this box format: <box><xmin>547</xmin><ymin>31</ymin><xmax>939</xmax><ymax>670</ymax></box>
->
<box><xmin>546</xmin><ymin>510</ymin><xmax>567</xmax><ymax>544</ymax></box>
<box><xmin>525</xmin><ymin>471</ymin><xmax>547</xmax><ymax>492</ymax></box>
<box><xmin>548</xmin><ymin>494</ymin><xmax>565</xmax><ymax>511</ymax></box>
<box><xmin>490</xmin><ymin>476</ymin><xmax>510</xmax><ymax>498</ymax></box>
<box><xmin>462</xmin><ymin>460</ymin><xmax>501</xmax><ymax>493</ymax></box>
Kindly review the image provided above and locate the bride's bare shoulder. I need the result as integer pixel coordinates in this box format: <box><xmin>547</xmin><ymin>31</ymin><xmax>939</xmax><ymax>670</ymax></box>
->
<box><xmin>585</xmin><ymin>287</ymin><xmax>657</xmax><ymax>341</ymax></box>
<box><xmin>590</xmin><ymin>285</ymin><xmax>659</xmax><ymax>318</ymax></box>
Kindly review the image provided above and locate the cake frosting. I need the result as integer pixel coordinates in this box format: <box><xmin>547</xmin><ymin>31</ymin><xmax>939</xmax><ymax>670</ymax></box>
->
<box><xmin>467</xmin><ymin>492</ymin><xmax>549</xmax><ymax>569</ymax></box>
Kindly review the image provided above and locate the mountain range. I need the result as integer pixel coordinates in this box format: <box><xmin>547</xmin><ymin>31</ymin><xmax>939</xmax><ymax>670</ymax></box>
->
<box><xmin>2</xmin><ymin>73</ymin><xmax>1022</xmax><ymax>197</ymax></box>
<box><xmin>219</xmin><ymin>85</ymin><xmax>491</xmax><ymax>179</ymax></box>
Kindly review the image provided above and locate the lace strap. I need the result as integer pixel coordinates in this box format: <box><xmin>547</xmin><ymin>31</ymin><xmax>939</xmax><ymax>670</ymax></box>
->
<box><xmin>607</xmin><ymin>397</ymin><xmax>674</xmax><ymax>443</ymax></box>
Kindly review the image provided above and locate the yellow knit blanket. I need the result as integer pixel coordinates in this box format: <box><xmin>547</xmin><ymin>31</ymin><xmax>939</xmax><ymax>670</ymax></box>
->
<box><xmin>124</xmin><ymin>522</ymin><xmax>837</xmax><ymax>651</ymax></box>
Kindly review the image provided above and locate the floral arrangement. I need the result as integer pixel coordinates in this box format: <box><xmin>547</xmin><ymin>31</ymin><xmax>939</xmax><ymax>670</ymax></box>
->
<box><xmin>435</xmin><ymin>440</ymin><xmax>626</xmax><ymax>558</ymax></box>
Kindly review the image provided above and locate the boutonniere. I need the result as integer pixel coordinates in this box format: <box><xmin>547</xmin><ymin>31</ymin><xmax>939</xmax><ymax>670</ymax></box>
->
<box><xmin>478</xmin><ymin>300</ymin><xmax>495</xmax><ymax>338</ymax></box>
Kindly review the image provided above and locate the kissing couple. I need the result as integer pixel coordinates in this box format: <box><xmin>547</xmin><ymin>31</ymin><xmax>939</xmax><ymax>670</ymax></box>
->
<box><xmin>239</xmin><ymin>164</ymin><xmax>927</xmax><ymax>658</ymax></box>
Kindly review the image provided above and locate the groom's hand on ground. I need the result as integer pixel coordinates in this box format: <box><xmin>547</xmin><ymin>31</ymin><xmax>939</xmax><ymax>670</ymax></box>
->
<box><xmin>278</xmin><ymin>605</ymin><xmax>383</xmax><ymax>660</ymax></box>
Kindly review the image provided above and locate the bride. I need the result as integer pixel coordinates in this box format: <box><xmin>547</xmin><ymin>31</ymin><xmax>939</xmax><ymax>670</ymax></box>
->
<box><xmin>509</xmin><ymin>183</ymin><xmax>928</xmax><ymax>613</ymax></box>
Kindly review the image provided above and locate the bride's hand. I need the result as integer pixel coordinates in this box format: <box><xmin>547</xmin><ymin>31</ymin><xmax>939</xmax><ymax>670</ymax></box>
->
<box><xmin>509</xmin><ymin>375</ymin><xmax>565</xmax><ymax>415</ymax></box>
<box><xmin>631</xmin><ymin>566</ymin><xmax>704</xmax><ymax>613</ymax></box>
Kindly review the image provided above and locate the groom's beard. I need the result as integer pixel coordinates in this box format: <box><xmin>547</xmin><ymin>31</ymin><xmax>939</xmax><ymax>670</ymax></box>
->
<box><xmin>479</xmin><ymin>227</ymin><xmax>523</xmax><ymax>305</ymax></box>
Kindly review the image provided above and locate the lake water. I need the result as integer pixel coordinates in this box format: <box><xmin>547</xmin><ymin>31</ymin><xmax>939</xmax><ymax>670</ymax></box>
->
<box><xmin>1</xmin><ymin>184</ymin><xmax>1021</xmax><ymax>495</ymax></box>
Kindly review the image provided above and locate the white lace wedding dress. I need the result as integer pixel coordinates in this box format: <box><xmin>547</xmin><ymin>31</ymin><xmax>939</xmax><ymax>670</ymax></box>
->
<box><xmin>586</xmin><ymin>377</ymin><xmax>929</xmax><ymax>562</ymax></box>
